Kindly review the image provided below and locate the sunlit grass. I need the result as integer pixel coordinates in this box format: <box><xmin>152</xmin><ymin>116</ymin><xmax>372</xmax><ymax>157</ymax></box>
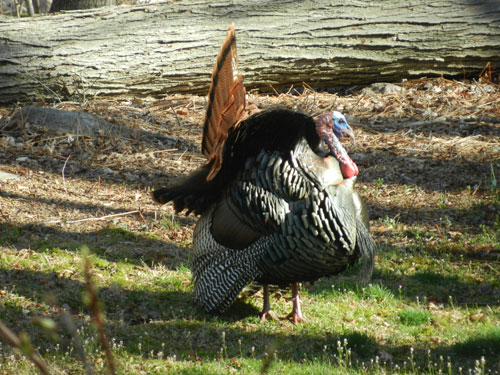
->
<box><xmin>1</xmin><ymin>236</ymin><xmax>498</xmax><ymax>374</ymax></box>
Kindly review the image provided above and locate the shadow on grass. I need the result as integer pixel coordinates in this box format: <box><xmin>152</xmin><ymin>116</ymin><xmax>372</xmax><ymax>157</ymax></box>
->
<box><xmin>103</xmin><ymin>317</ymin><xmax>500</xmax><ymax>371</ymax></box>
<box><xmin>108</xmin><ymin>319</ymin><xmax>380</xmax><ymax>362</ymax></box>
<box><xmin>452</xmin><ymin>326</ymin><xmax>500</xmax><ymax>358</ymax></box>
<box><xmin>1</xmin><ymin>265</ymin><xmax>499</xmax><ymax>372</ymax></box>
<box><xmin>0</xmin><ymin>266</ymin><xmax>196</xmax><ymax>324</ymax></box>
<box><xmin>0</xmin><ymin>219</ymin><xmax>189</xmax><ymax>270</ymax></box>
<box><xmin>310</xmin><ymin>267</ymin><xmax>499</xmax><ymax>308</ymax></box>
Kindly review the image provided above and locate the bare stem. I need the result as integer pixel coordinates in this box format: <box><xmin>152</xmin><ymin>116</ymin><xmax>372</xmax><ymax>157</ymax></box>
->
<box><xmin>0</xmin><ymin>321</ymin><xmax>51</xmax><ymax>375</ymax></box>
<box><xmin>83</xmin><ymin>256</ymin><xmax>116</xmax><ymax>375</ymax></box>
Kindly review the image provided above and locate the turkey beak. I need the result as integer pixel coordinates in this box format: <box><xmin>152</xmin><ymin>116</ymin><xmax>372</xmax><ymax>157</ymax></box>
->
<box><xmin>343</xmin><ymin>127</ymin><xmax>356</xmax><ymax>146</ymax></box>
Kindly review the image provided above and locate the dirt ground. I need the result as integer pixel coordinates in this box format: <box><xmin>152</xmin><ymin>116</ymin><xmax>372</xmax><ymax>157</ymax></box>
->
<box><xmin>0</xmin><ymin>77</ymin><xmax>499</xmax><ymax>260</ymax></box>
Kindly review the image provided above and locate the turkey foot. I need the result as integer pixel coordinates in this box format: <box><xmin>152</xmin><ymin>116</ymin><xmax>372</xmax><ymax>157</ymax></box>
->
<box><xmin>260</xmin><ymin>310</ymin><xmax>279</xmax><ymax>322</ymax></box>
<box><xmin>282</xmin><ymin>283</ymin><xmax>306</xmax><ymax>323</ymax></box>
<box><xmin>260</xmin><ymin>285</ymin><xmax>279</xmax><ymax>322</ymax></box>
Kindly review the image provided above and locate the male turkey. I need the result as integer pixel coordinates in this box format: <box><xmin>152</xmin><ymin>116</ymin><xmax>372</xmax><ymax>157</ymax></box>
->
<box><xmin>153</xmin><ymin>25</ymin><xmax>376</xmax><ymax>322</ymax></box>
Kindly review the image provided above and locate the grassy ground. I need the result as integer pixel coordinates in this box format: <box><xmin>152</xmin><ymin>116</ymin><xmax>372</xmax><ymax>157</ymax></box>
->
<box><xmin>0</xmin><ymin>78</ymin><xmax>499</xmax><ymax>374</ymax></box>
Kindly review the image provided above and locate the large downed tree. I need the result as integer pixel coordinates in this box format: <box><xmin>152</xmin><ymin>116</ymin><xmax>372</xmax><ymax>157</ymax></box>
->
<box><xmin>0</xmin><ymin>0</ymin><xmax>499</xmax><ymax>104</ymax></box>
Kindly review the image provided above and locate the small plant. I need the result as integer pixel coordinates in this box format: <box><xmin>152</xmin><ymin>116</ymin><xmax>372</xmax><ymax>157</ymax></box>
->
<box><xmin>490</xmin><ymin>163</ymin><xmax>500</xmax><ymax>204</ymax></box>
<box><xmin>403</xmin><ymin>184</ymin><xmax>416</xmax><ymax>195</ymax></box>
<box><xmin>363</xmin><ymin>284</ymin><xmax>395</xmax><ymax>303</ymax></box>
<box><xmin>160</xmin><ymin>216</ymin><xmax>180</xmax><ymax>231</ymax></box>
<box><xmin>374</xmin><ymin>178</ymin><xmax>385</xmax><ymax>195</ymax></box>
<box><xmin>336</xmin><ymin>338</ymin><xmax>352</xmax><ymax>368</ymax></box>
<box><xmin>440</xmin><ymin>215</ymin><xmax>452</xmax><ymax>228</ymax></box>
<box><xmin>438</xmin><ymin>194</ymin><xmax>448</xmax><ymax>209</ymax></box>
<box><xmin>382</xmin><ymin>214</ymin><xmax>399</xmax><ymax>228</ymax></box>
<box><xmin>399</xmin><ymin>308</ymin><xmax>431</xmax><ymax>326</ymax></box>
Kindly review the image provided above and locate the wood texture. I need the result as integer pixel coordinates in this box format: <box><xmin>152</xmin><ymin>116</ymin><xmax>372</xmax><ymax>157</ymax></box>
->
<box><xmin>0</xmin><ymin>0</ymin><xmax>499</xmax><ymax>104</ymax></box>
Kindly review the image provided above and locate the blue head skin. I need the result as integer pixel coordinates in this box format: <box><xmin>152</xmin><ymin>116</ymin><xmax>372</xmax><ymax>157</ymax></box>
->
<box><xmin>315</xmin><ymin>111</ymin><xmax>358</xmax><ymax>178</ymax></box>
<box><xmin>330</xmin><ymin>111</ymin><xmax>355</xmax><ymax>144</ymax></box>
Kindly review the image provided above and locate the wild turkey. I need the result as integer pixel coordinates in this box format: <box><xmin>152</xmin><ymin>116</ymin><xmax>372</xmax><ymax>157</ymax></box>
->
<box><xmin>153</xmin><ymin>25</ymin><xmax>376</xmax><ymax>322</ymax></box>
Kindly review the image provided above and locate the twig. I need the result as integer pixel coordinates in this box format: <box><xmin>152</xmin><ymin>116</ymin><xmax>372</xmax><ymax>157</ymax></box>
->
<box><xmin>0</xmin><ymin>321</ymin><xmax>51</xmax><ymax>375</ymax></box>
<box><xmin>43</xmin><ymin>210</ymin><xmax>139</xmax><ymax>225</ymax></box>
<box><xmin>46</xmin><ymin>295</ymin><xmax>93</xmax><ymax>375</ymax></box>
<box><xmin>83</xmin><ymin>255</ymin><xmax>116</xmax><ymax>375</ymax></box>
<box><xmin>176</xmin><ymin>150</ymin><xmax>187</xmax><ymax>162</ymax></box>
<box><xmin>62</xmin><ymin>155</ymin><xmax>70</xmax><ymax>192</ymax></box>
<box><xmin>137</xmin><ymin>209</ymin><xmax>147</xmax><ymax>224</ymax></box>
<box><xmin>169</xmin><ymin>106</ymin><xmax>182</xmax><ymax>127</ymax></box>
<box><xmin>84</xmin><ymin>176</ymin><xmax>101</xmax><ymax>195</ymax></box>
<box><xmin>146</xmin><ymin>149</ymin><xmax>179</xmax><ymax>154</ymax></box>
<box><xmin>44</xmin><ymin>299</ymin><xmax>95</xmax><ymax>375</ymax></box>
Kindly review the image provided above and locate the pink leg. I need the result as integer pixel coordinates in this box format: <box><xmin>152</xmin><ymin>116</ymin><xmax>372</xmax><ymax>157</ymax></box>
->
<box><xmin>260</xmin><ymin>285</ymin><xmax>278</xmax><ymax>322</ymax></box>
<box><xmin>283</xmin><ymin>283</ymin><xmax>306</xmax><ymax>323</ymax></box>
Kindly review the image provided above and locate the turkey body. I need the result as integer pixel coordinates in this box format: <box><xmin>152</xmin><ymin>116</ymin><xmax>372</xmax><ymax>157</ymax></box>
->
<box><xmin>153</xmin><ymin>108</ymin><xmax>376</xmax><ymax>314</ymax></box>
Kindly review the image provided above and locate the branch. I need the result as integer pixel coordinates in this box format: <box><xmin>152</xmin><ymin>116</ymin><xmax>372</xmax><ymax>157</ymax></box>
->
<box><xmin>43</xmin><ymin>210</ymin><xmax>140</xmax><ymax>225</ymax></box>
<box><xmin>0</xmin><ymin>321</ymin><xmax>51</xmax><ymax>375</ymax></box>
<box><xmin>83</xmin><ymin>253</ymin><xmax>116</xmax><ymax>375</ymax></box>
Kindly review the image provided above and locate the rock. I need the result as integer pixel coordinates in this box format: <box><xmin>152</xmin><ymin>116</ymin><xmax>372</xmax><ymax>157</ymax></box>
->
<box><xmin>102</xmin><ymin>168</ymin><xmax>115</xmax><ymax>175</ymax></box>
<box><xmin>379</xmin><ymin>350</ymin><xmax>393</xmax><ymax>361</ymax></box>
<box><xmin>362</xmin><ymin>82</ymin><xmax>404</xmax><ymax>96</ymax></box>
<box><xmin>423</xmin><ymin>82</ymin><xmax>442</xmax><ymax>93</ymax></box>
<box><xmin>6</xmin><ymin>106</ymin><xmax>129</xmax><ymax>138</ymax></box>
<box><xmin>0</xmin><ymin>170</ymin><xmax>21</xmax><ymax>181</ymax></box>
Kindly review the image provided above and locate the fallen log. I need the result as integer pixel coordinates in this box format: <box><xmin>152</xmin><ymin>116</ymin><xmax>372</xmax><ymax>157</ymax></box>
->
<box><xmin>0</xmin><ymin>0</ymin><xmax>499</xmax><ymax>104</ymax></box>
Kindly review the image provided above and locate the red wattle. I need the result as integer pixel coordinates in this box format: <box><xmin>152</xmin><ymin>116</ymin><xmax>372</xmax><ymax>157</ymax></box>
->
<box><xmin>341</xmin><ymin>159</ymin><xmax>359</xmax><ymax>178</ymax></box>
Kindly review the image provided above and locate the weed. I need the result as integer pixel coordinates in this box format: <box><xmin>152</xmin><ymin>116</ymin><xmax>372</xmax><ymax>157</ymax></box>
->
<box><xmin>398</xmin><ymin>309</ymin><xmax>431</xmax><ymax>326</ymax></box>
<box><xmin>438</xmin><ymin>194</ymin><xmax>448</xmax><ymax>209</ymax></box>
<box><xmin>381</xmin><ymin>214</ymin><xmax>399</xmax><ymax>228</ymax></box>
<box><xmin>403</xmin><ymin>184</ymin><xmax>416</xmax><ymax>195</ymax></box>
<box><xmin>164</xmin><ymin>218</ymin><xmax>182</xmax><ymax>231</ymax></box>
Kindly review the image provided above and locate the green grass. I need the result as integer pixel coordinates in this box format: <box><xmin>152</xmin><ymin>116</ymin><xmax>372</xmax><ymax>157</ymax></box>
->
<box><xmin>398</xmin><ymin>309</ymin><xmax>431</xmax><ymax>326</ymax></box>
<box><xmin>1</xmin><ymin>239</ymin><xmax>499</xmax><ymax>375</ymax></box>
<box><xmin>1</xmin><ymin>190</ymin><xmax>500</xmax><ymax>375</ymax></box>
<box><xmin>453</xmin><ymin>326</ymin><xmax>500</xmax><ymax>358</ymax></box>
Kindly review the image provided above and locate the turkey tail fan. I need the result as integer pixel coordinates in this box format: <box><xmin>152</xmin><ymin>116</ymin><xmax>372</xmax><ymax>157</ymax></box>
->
<box><xmin>151</xmin><ymin>25</ymin><xmax>245</xmax><ymax>214</ymax></box>
<box><xmin>152</xmin><ymin>168</ymin><xmax>222</xmax><ymax>215</ymax></box>
<box><xmin>202</xmin><ymin>24</ymin><xmax>247</xmax><ymax>181</ymax></box>
<box><xmin>354</xmin><ymin>218</ymin><xmax>376</xmax><ymax>284</ymax></box>
<box><xmin>352</xmin><ymin>191</ymin><xmax>376</xmax><ymax>284</ymax></box>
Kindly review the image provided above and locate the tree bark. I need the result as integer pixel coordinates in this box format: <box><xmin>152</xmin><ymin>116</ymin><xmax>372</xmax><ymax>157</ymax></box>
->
<box><xmin>0</xmin><ymin>0</ymin><xmax>499</xmax><ymax>104</ymax></box>
<box><xmin>50</xmin><ymin>0</ymin><xmax>116</xmax><ymax>12</ymax></box>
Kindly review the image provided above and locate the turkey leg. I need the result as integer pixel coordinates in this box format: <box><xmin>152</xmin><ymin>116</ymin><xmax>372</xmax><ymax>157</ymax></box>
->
<box><xmin>260</xmin><ymin>285</ymin><xmax>278</xmax><ymax>322</ymax></box>
<box><xmin>284</xmin><ymin>283</ymin><xmax>306</xmax><ymax>323</ymax></box>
